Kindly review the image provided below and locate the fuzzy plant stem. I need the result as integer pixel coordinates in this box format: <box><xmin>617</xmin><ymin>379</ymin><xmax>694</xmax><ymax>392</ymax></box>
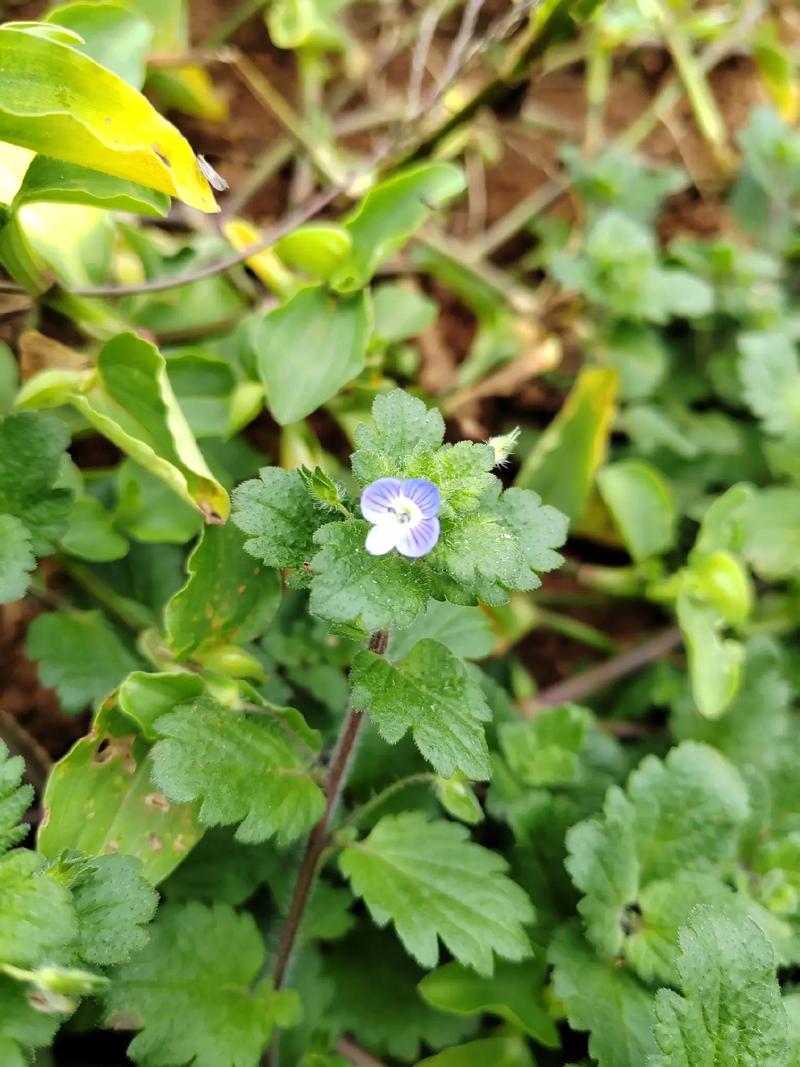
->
<box><xmin>271</xmin><ymin>628</ymin><xmax>389</xmax><ymax>994</ymax></box>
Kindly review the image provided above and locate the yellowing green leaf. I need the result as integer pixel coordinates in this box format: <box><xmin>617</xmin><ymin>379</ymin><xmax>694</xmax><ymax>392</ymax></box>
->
<box><xmin>0</xmin><ymin>23</ymin><xmax>218</xmax><ymax>212</ymax></box>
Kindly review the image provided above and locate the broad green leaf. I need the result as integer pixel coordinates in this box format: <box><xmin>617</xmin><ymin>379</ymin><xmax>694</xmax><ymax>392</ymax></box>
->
<box><xmin>499</xmin><ymin>705</ymin><xmax>590</xmax><ymax>787</ymax></box>
<box><xmin>116</xmin><ymin>459</ymin><xmax>202</xmax><ymax>544</ymax></box>
<box><xmin>151</xmin><ymin>695</ymin><xmax>325</xmax><ymax>845</ymax></box>
<box><xmin>0</xmin><ymin>742</ymin><xmax>33</xmax><ymax>854</ymax></box>
<box><xmin>741</xmin><ymin>487</ymin><xmax>800</xmax><ymax>579</ymax></box>
<box><xmin>0</xmin><ymin>851</ymin><xmax>76</xmax><ymax>968</ymax></box>
<box><xmin>0</xmin><ymin>23</ymin><xmax>218</xmax><ymax>211</ymax></box>
<box><xmin>651</xmin><ymin>907</ymin><xmax>788</xmax><ymax>1067</ymax></box>
<box><xmin>38</xmin><ymin>714</ymin><xmax>202</xmax><ymax>885</ymax></box>
<box><xmin>373</xmin><ymin>282</ymin><xmax>437</xmax><ymax>343</ymax></box>
<box><xmin>516</xmin><ymin>367</ymin><xmax>618</xmax><ymax>525</ymax></box>
<box><xmin>255</xmin><ymin>286</ymin><xmax>371</xmax><ymax>424</ymax></box>
<box><xmin>332</xmin><ymin>163</ymin><xmax>466</xmax><ymax>292</ymax></box>
<box><xmin>59</xmin><ymin>495</ymin><xmax>128</xmax><ymax>562</ymax></box>
<box><xmin>104</xmin><ymin>902</ymin><xmax>299</xmax><ymax>1067</ymax></box>
<box><xmin>417</xmin><ymin>1037</ymin><xmax>536</xmax><ymax>1067</ymax></box>
<box><xmin>165</xmin><ymin>351</ymin><xmax>261</xmax><ymax>440</ymax></box>
<box><xmin>550</xmin><ymin>923</ymin><xmax>658</xmax><ymax>1067</ymax></box>
<box><xmin>118</xmin><ymin>671</ymin><xmax>204</xmax><ymax>741</ymax></box>
<box><xmin>339</xmin><ymin>811</ymin><xmax>533</xmax><ymax>975</ymax></box>
<box><xmin>310</xmin><ymin>520</ymin><xmax>429</xmax><ymax>631</ymax></box>
<box><xmin>738</xmin><ymin>329</ymin><xmax>800</xmax><ymax>437</ymax></box>
<box><xmin>597</xmin><ymin>459</ymin><xmax>677</xmax><ymax>561</ymax></box>
<box><xmin>20</xmin><ymin>333</ymin><xmax>230</xmax><ymax>522</ymax></box>
<box><xmin>351</xmin><ymin>638</ymin><xmax>492</xmax><ymax>780</ymax></box>
<box><xmin>322</xmin><ymin>929</ymin><xmax>475</xmax><ymax>1061</ymax></box>
<box><xmin>418</xmin><ymin>957</ymin><xmax>558</xmax><ymax>1046</ymax></box>
<box><xmin>45</xmin><ymin>2</ymin><xmax>152</xmax><ymax>87</ymax></box>
<box><xmin>274</xmin><ymin>222</ymin><xmax>352</xmax><ymax>279</ymax></box>
<box><xmin>12</xmin><ymin>154</ymin><xmax>169</xmax><ymax>216</ymax></box>
<box><xmin>162</xmin><ymin>827</ymin><xmax>268</xmax><ymax>906</ymax></box>
<box><xmin>677</xmin><ymin>592</ymin><xmax>744</xmax><ymax>719</ymax></box>
<box><xmin>232</xmin><ymin>466</ymin><xmax>329</xmax><ymax>569</ymax></box>
<box><xmin>26</xmin><ymin>610</ymin><xmax>142</xmax><ymax>714</ymax></box>
<box><xmin>0</xmin><ymin>975</ymin><xmax>61</xmax><ymax>1067</ymax></box>
<box><xmin>388</xmin><ymin>601</ymin><xmax>494</xmax><ymax>662</ymax></box>
<box><xmin>165</xmin><ymin>522</ymin><xmax>281</xmax><ymax>659</ymax></box>
<box><xmin>65</xmin><ymin>854</ymin><xmax>158</xmax><ymax>966</ymax></box>
<box><xmin>0</xmin><ymin>514</ymin><xmax>34</xmax><ymax>604</ymax></box>
<box><xmin>351</xmin><ymin>389</ymin><xmax>445</xmax><ymax>486</ymax></box>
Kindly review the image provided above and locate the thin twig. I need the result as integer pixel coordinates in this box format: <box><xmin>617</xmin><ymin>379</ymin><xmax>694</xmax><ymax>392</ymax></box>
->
<box><xmin>520</xmin><ymin>625</ymin><xmax>682</xmax><ymax>715</ymax></box>
<box><xmin>336</xmin><ymin>1036</ymin><xmax>389</xmax><ymax>1067</ymax></box>
<box><xmin>407</xmin><ymin>0</ymin><xmax>448</xmax><ymax>119</ymax></box>
<box><xmin>0</xmin><ymin>711</ymin><xmax>52</xmax><ymax>796</ymax></box>
<box><xmin>438</xmin><ymin>0</ymin><xmax>487</xmax><ymax>95</ymax></box>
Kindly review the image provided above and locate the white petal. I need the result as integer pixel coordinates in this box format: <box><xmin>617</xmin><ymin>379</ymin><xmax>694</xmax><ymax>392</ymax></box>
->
<box><xmin>365</xmin><ymin>520</ymin><xmax>402</xmax><ymax>555</ymax></box>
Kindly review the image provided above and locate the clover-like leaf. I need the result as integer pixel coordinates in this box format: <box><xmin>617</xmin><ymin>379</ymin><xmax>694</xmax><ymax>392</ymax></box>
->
<box><xmin>351</xmin><ymin>639</ymin><xmax>492</xmax><ymax>780</ymax></box>
<box><xmin>0</xmin><ymin>741</ymin><xmax>33</xmax><ymax>855</ymax></box>
<box><xmin>339</xmin><ymin>812</ymin><xmax>533</xmax><ymax>975</ymax></box>
<box><xmin>232</xmin><ymin>466</ymin><xmax>328</xmax><ymax>569</ymax></box>
<box><xmin>0</xmin><ymin>851</ymin><xmax>76</xmax><ymax>968</ymax></box>
<box><xmin>104</xmin><ymin>902</ymin><xmax>299</xmax><ymax>1067</ymax></box>
<box><xmin>351</xmin><ymin>389</ymin><xmax>445</xmax><ymax>485</ymax></box>
<box><xmin>151</xmin><ymin>696</ymin><xmax>325</xmax><ymax>845</ymax></box>
<box><xmin>68</xmin><ymin>854</ymin><xmax>158</xmax><ymax>967</ymax></box>
<box><xmin>651</xmin><ymin>907</ymin><xmax>788</xmax><ymax>1067</ymax></box>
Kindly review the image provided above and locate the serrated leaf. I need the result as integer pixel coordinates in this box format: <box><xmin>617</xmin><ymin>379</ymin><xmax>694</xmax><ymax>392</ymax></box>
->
<box><xmin>322</xmin><ymin>928</ymin><xmax>475</xmax><ymax>1061</ymax></box>
<box><xmin>351</xmin><ymin>389</ymin><xmax>445</xmax><ymax>485</ymax></box>
<box><xmin>408</xmin><ymin>441</ymin><xmax>497</xmax><ymax>517</ymax></box>
<box><xmin>69</xmin><ymin>854</ymin><xmax>158</xmax><ymax>967</ymax></box>
<box><xmin>332</xmin><ymin>163</ymin><xmax>465</xmax><ymax>292</ymax></box>
<box><xmin>0</xmin><ymin>850</ymin><xmax>77</xmax><ymax>968</ymax></box>
<box><xmin>256</xmin><ymin>286</ymin><xmax>371</xmax><ymax>424</ymax></box>
<box><xmin>339</xmin><ymin>811</ymin><xmax>533</xmax><ymax>975</ymax></box>
<box><xmin>0</xmin><ymin>742</ymin><xmax>33</xmax><ymax>855</ymax></box>
<box><xmin>550</xmin><ymin>923</ymin><xmax>658</xmax><ymax>1067</ymax></box>
<box><xmin>38</xmin><ymin>714</ymin><xmax>202</xmax><ymax>886</ymax></box>
<box><xmin>165</xmin><ymin>522</ymin><xmax>281</xmax><ymax>659</ymax></box>
<box><xmin>597</xmin><ymin>459</ymin><xmax>677</xmax><ymax>561</ymax></box>
<box><xmin>105</xmin><ymin>902</ymin><xmax>299</xmax><ymax>1067</ymax></box>
<box><xmin>500</xmin><ymin>705</ymin><xmax>590</xmax><ymax>787</ymax></box>
<box><xmin>738</xmin><ymin>329</ymin><xmax>800</xmax><ymax>437</ymax></box>
<box><xmin>351</xmin><ymin>639</ymin><xmax>491</xmax><ymax>780</ymax></box>
<box><xmin>650</xmin><ymin>907</ymin><xmax>788</xmax><ymax>1067</ymax></box>
<box><xmin>26</xmin><ymin>610</ymin><xmax>142</xmax><ymax>715</ymax></box>
<box><xmin>232</xmin><ymin>466</ymin><xmax>328</xmax><ymax>569</ymax></box>
<box><xmin>151</xmin><ymin>696</ymin><xmax>325</xmax><ymax>845</ymax></box>
<box><xmin>310</xmin><ymin>520</ymin><xmax>429</xmax><ymax>631</ymax></box>
<box><xmin>0</xmin><ymin>22</ymin><xmax>217</xmax><ymax>211</ymax></box>
<box><xmin>741</xmin><ymin>487</ymin><xmax>800</xmax><ymax>579</ymax></box>
<box><xmin>0</xmin><ymin>515</ymin><xmax>34</xmax><ymax>605</ymax></box>
<box><xmin>418</xmin><ymin>956</ymin><xmax>558</xmax><ymax>1046</ymax></box>
<box><xmin>388</xmin><ymin>601</ymin><xmax>494</xmax><ymax>662</ymax></box>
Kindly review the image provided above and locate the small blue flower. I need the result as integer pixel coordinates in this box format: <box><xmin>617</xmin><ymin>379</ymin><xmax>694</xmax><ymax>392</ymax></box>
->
<box><xmin>360</xmin><ymin>477</ymin><xmax>441</xmax><ymax>558</ymax></box>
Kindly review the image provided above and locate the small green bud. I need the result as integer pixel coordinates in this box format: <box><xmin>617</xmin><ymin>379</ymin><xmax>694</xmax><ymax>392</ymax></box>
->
<box><xmin>298</xmin><ymin>465</ymin><xmax>350</xmax><ymax>515</ymax></box>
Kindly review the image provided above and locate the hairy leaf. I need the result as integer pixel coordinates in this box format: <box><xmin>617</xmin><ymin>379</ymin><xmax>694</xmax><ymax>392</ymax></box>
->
<box><xmin>0</xmin><ymin>742</ymin><xmax>33</xmax><ymax>854</ymax></box>
<box><xmin>232</xmin><ymin>466</ymin><xmax>328</xmax><ymax>569</ymax></box>
<box><xmin>351</xmin><ymin>389</ymin><xmax>445</xmax><ymax>485</ymax></box>
<box><xmin>68</xmin><ymin>854</ymin><xmax>158</xmax><ymax>966</ymax></box>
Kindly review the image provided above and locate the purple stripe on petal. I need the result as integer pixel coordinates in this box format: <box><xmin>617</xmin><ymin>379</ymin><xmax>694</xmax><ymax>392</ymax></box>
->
<box><xmin>360</xmin><ymin>477</ymin><xmax>403</xmax><ymax>522</ymax></box>
<box><xmin>401</xmin><ymin>478</ymin><xmax>441</xmax><ymax>518</ymax></box>
<box><xmin>397</xmin><ymin>516</ymin><xmax>440</xmax><ymax>558</ymax></box>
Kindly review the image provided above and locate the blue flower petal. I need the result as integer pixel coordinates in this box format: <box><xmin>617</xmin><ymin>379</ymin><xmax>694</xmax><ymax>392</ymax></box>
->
<box><xmin>401</xmin><ymin>478</ymin><xmax>441</xmax><ymax>518</ymax></box>
<box><xmin>397</xmin><ymin>516</ymin><xmax>440</xmax><ymax>558</ymax></box>
<box><xmin>360</xmin><ymin>477</ymin><xmax>403</xmax><ymax>522</ymax></box>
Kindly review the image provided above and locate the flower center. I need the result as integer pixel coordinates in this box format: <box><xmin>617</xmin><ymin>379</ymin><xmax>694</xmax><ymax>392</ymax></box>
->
<box><xmin>387</xmin><ymin>496</ymin><xmax>421</xmax><ymax>527</ymax></box>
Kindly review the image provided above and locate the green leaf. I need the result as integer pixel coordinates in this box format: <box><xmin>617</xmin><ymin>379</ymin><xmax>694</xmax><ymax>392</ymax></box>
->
<box><xmin>256</xmin><ymin>286</ymin><xmax>371</xmax><ymax>424</ymax></box>
<box><xmin>322</xmin><ymin>929</ymin><xmax>475</xmax><ymax>1061</ymax></box>
<box><xmin>232</xmin><ymin>466</ymin><xmax>328</xmax><ymax>569</ymax></box>
<box><xmin>310</xmin><ymin>520</ymin><xmax>429</xmax><ymax>631</ymax></box>
<box><xmin>351</xmin><ymin>388</ymin><xmax>445</xmax><ymax>485</ymax></box>
<box><xmin>0</xmin><ymin>514</ymin><xmax>34</xmax><ymax>604</ymax></box>
<box><xmin>677</xmin><ymin>592</ymin><xmax>744</xmax><ymax>719</ymax></box>
<box><xmin>418</xmin><ymin>957</ymin><xmax>558</xmax><ymax>1046</ymax></box>
<box><xmin>741</xmin><ymin>487</ymin><xmax>800</xmax><ymax>579</ymax></box>
<box><xmin>116</xmin><ymin>458</ymin><xmax>203</xmax><ymax>545</ymax></box>
<box><xmin>26</xmin><ymin>610</ymin><xmax>142</xmax><ymax>714</ymax></box>
<box><xmin>62</xmin><ymin>853</ymin><xmax>158</xmax><ymax>967</ymax></box>
<box><xmin>339</xmin><ymin>811</ymin><xmax>533</xmax><ymax>975</ymax></box>
<box><xmin>12</xmin><ymin>154</ymin><xmax>170</xmax><ymax>216</ymax></box>
<box><xmin>549</xmin><ymin>923</ymin><xmax>659</xmax><ymax>1067</ymax></box>
<box><xmin>373</xmin><ymin>283</ymin><xmax>437</xmax><ymax>343</ymax></box>
<box><xmin>0</xmin><ymin>410</ymin><xmax>72</xmax><ymax>555</ymax></box>
<box><xmin>165</xmin><ymin>522</ymin><xmax>281</xmax><ymax>659</ymax></box>
<box><xmin>0</xmin><ymin>974</ymin><xmax>61</xmax><ymax>1067</ymax></box>
<box><xmin>59</xmin><ymin>495</ymin><xmax>129</xmax><ymax>562</ymax></box>
<box><xmin>651</xmin><ymin>907</ymin><xmax>788</xmax><ymax>1067</ymax></box>
<box><xmin>516</xmin><ymin>367</ymin><xmax>618</xmax><ymax>525</ymax></box>
<box><xmin>273</xmin><ymin>222</ymin><xmax>352</xmax><ymax>279</ymax></box>
<box><xmin>417</xmin><ymin>1037</ymin><xmax>536</xmax><ymax>1067</ymax></box>
<box><xmin>499</xmin><ymin>705</ymin><xmax>590</xmax><ymax>787</ymax></box>
<box><xmin>597</xmin><ymin>459</ymin><xmax>677</xmax><ymax>561</ymax></box>
<box><xmin>332</xmin><ymin>163</ymin><xmax>465</xmax><ymax>292</ymax></box>
<box><xmin>0</xmin><ymin>851</ymin><xmax>77</xmax><ymax>967</ymax></box>
<box><xmin>151</xmin><ymin>695</ymin><xmax>325</xmax><ymax>845</ymax></box>
<box><xmin>104</xmin><ymin>902</ymin><xmax>299</xmax><ymax>1067</ymax></box>
<box><xmin>45</xmin><ymin>1</ymin><xmax>153</xmax><ymax>88</ymax></box>
<box><xmin>738</xmin><ymin>330</ymin><xmax>800</xmax><ymax>437</ymax></box>
<box><xmin>38</xmin><ymin>713</ymin><xmax>203</xmax><ymax>886</ymax></box>
<box><xmin>0</xmin><ymin>22</ymin><xmax>218</xmax><ymax>211</ymax></box>
<box><xmin>388</xmin><ymin>602</ymin><xmax>494</xmax><ymax>662</ymax></box>
<box><xmin>162</xmin><ymin>828</ymin><xmax>268</xmax><ymax>907</ymax></box>
<box><xmin>351</xmin><ymin>638</ymin><xmax>492</xmax><ymax>781</ymax></box>
<box><xmin>0</xmin><ymin>742</ymin><xmax>33</xmax><ymax>854</ymax></box>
